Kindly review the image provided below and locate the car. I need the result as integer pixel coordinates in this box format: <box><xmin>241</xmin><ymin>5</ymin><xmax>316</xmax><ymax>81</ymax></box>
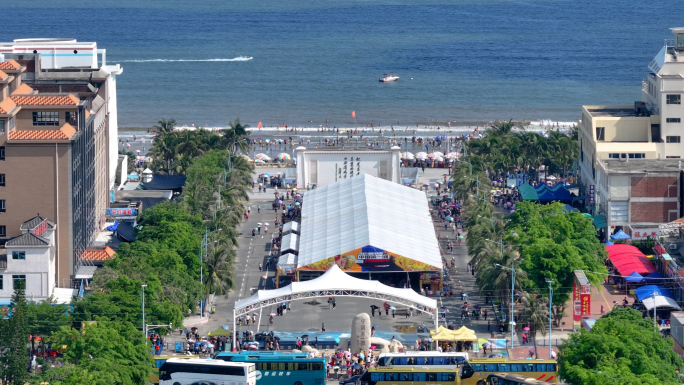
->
<box><xmin>340</xmin><ymin>374</ymin><xmax>362</xmax><ymax>385</ymax></box>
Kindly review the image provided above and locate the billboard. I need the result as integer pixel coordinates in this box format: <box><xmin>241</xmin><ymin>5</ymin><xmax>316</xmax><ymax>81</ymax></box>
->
<box><xmin>573</xmin><ymin>270</ymin><xmax>591</xmax><ymax>323</ymax></box>
<box><xmin>298</xmin><ymin>245</ymin><xmax>440</xmax><ymax>272</ymax></box>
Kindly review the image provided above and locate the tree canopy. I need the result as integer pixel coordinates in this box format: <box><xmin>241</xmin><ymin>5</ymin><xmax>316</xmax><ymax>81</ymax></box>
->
<box><xmin>559</xmin><ymin>308</ymin><xmax>683</xmax><ymax>385</ymax></box>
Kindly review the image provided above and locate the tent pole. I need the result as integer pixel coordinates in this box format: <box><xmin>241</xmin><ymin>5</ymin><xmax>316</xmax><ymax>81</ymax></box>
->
<box><xmin>233</xmin><ymin>309</ymin><xmax>237</xmax><ymax>352</ymax></box>
<box><xmin>434</xmin><ymin>308</ymin><xmax>439</xmax><ymax>333</ymax></box>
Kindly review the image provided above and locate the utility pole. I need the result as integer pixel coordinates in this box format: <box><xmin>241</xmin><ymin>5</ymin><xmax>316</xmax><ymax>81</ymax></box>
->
<box><xmin>141</xmin><ymin>284</ymin><xmax>147</xmax><ymax>338</ymax></box>
<box><xmin>546</xmin><ymin>279</ymin><xmax>554</xmax><ymax>358</ymax></box>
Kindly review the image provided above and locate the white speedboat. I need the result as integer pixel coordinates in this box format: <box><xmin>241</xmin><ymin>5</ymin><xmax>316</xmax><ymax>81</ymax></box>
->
<box><xmin>379</xmin><ymin>73</ymin><xmax>399</xmax><ymax>82</ymax></box>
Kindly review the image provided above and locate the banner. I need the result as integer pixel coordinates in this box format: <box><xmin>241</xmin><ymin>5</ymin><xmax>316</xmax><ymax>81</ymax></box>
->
<box><xmin>352</xmin><ymin>111</ymin><xmax>356</xmax><ymax>118</ymax></box>
<box><xmin>298</xmin><ymin>245</ymin><xmax>440</xmax><ymax>272</ymax></box>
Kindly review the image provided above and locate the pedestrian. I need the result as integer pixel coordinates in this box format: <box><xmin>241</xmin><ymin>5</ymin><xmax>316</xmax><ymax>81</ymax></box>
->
<box><xmin>487</xmin><ymin>320</ymin><xmax>490</xmax><ymax>331</ymax></box>
<box><xmin>257</xmin><ymin>205</ymin><xmax>261</xmax><ymax>213</ymax></box>
<box><xmin>392</xmin><ymin>309</ymin><xmax>396</xmax><ymax>319</ymax></box>
<box><xmin>484</xmin><ymin>309</ymin><xmax>488</xmax><ymax>320</ymax></box>
<box><xmin>371</xmin><ymin>307</ymin><xmax>375</xmax><ymax>317</ymax></box>
<box><xmin>322</xmin><ymin>323</ymin><xmax>326</xmax><ymax>332</ymax></box>
<box><xmin>406</xmin><ymin>309</ymin><xmax>410</xmax><ymax>318</ymax></box>
<box><xmin>601</xmin><ymin>304</ymin><xmax>605</xmax><ymax>314</ymax></box>
<box><xmin>332</xmin><ymin>298</ymin><xmax>336</xmax><ymax>309</ymax></box>
<box><xmin>259</xmin><ymin>263</ymin><xmax>262</xmax><ymax>272</ymax></box>
<box><xmin>257</xmin><ymin>225</ymin><xmax>261</xmax><ymax>234</ymax></box>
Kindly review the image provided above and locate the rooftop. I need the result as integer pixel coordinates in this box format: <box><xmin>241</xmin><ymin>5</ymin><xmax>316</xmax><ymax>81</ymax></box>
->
<box><xmin>601</xmin><ymin>158</ymin><xmax>684</xmax><ymax>173</ymax></box>
<box><xmin>6</xmin><ymin>232</ymin><xmax>49</xmax><ymax>247</ymax></box>
<box><xmin>81</xmin><ymin>246</ymin><xmax>116</xmax><ymax>262</ymax></box>
<box><xmin>0</xmin><ymin>59</ymin><xmax>22</xmax><ymax>70</ymax></box>
<box><xmin>10</xmin><ymin>94</ymin><xmax>80</xmax><ymax>106</ymax></box>
<box><xmin>586</xmin><ymin>107</ymin><xmax>638</xmax><ymax>118</ymax></box>
<box><xmin>20</xmin><ymin>214</ymin><xmax>55</xmax><ymax>231</ymax></box>
<box><xmin>11</xmin><ymin>83</ymin><xmax>35</xmax><ymax>95</ymax></box>
<box><xmin>9</xmin><ymin>123</ymin><xmax>76</xmax><ymax>140</ymax></box>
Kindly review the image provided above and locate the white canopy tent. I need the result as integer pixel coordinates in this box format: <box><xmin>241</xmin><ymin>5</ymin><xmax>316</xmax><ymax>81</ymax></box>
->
<box><xmin>297</xmin><ymin>174</ymin><xmax>441</xmax><ymax>270</ymax></box>
<box><xmin>642</xmin><ymin>296</ymin><xmax>682</xmax><ymax>311</ymax></box>
<box><xmin>280</xmin><ymin>233</ymin><xmax>299</xmax><ymax>254</ymax></box>
<box><xmin>233</xmin><ymin>264</ymin><xmax>438</xmax><ymax>348</ymax></box>
<box><xmin>277</xmin><ymin>253</ymin><xmax>297</xmax><ymax>274</ymax></box>
<box><xmin>282</xmin><ymin>221</ymin><xmax>300</xmax><ymax>235</ymax></box>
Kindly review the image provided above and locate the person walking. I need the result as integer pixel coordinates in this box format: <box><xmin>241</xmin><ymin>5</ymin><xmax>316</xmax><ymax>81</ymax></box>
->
<box><xmin>322</xmin><ymin>323</ymin><xmax>326</xmax><ymax>332</ymax></box>
<box><xmin>259</xmin><ymin>263</ymin><xmax>262</xmax><ymax>272</ymax></box>
<box><xmin>406</xmin><ymin>309</ymin><xmax>410</xmax><ymax>318</ymax></box>
<box><xmin>392</xmin><ymin>309</ymin><xmax>396</xmax><ymax>319</ymax></box>
<box><xmin>484</xmin><ymin>309</ymin><xmax>488</xmax><ymax>320</ymax></box>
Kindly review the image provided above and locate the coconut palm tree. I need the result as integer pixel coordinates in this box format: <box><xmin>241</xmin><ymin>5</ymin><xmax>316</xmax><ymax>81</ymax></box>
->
<box><xmin>154</xmin><ymin>118</ymin><xmax>177</xmax><ymax>136</ymax></box>
<box><xmin>202</xmin><ymin>241</ymin><xmax>236</xmax><ymax>313</ymax></box>
<box><xmin>475</xmin><ymin>250</ymin><xmax>527</xmax><ymax>310</ymax></box>
<box><xmin>222</xmin><ymin>118</ymin><xmax>251</xmax><ymax>154</ymax></box>
<box><xmin>520</xmin><ymin>292</ymin><xmax>549</xmax><ymax>359</ymax></box>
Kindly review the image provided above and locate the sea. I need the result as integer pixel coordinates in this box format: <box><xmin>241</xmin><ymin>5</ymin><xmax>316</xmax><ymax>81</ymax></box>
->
<box><xmin>3</xmin><ymin>0</ymin><xmax>683</xmax><ymax>129</ymax></box>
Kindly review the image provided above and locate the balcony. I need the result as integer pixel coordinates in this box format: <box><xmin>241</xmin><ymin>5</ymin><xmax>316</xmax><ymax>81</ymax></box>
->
<box><xmin>0</xmin><ymin>254</ymin><xmax>6</xmax><ymax>269</ymax></box>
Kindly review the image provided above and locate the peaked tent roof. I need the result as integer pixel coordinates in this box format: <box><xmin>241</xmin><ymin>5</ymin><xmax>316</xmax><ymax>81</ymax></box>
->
<box><xmin>234</xmin><ymin>264</ymin><xmax>437</xmax><ymax>311</ymax></box>
<box><xmin>518</xmin><ymin>183</ymin><xmax>539</xmax><ymax>201</ymax></box>
<box><xmin>642</xmin><ymin>296</ymin><xmax>682</xmax><ymax>311</ymax></box>
<box><xmin>635</xmin><ymin>285</ymin><xmax>676</xmax><ymax>301</ymax></box>
<box><xmin>644</xmin><ymin>271</ymin><xmax>666</xmax><ymax>283</ymax></box>
<box><xmin>296</xmin><ymin>174</ymin><xmax>441</xmax><ymax>270</ymax></box>
<box><xmin>610</xmin><ymin>229</ymin><xmax>631</xmax><ymax>240</ymax></box>
<box><xmin>624</xmin><ymin>271</ymin><xmax>644</xmax><ymax>283</ymax></box>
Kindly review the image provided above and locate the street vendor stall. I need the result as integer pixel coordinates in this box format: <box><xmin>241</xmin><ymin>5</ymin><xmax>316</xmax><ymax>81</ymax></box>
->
<box><xmin>430</xmin><ymin>326</ymin><xmax>477</xmax><ymax>352</ymax></box>
<box><xmin>276</xmin><ymin>253</ymin><xmax>298</xmax><ymax>288</ymax></box>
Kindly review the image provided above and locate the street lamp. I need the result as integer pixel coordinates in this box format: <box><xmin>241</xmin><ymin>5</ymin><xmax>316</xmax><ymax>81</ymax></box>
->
<box><xmin>465</xmin><ymin>176</ymin><xmax>480</xmax><ymax>198</ymax></box>
<box><xmin>485</xmin><ymin>238</ymin><xmax>505</xmax><ymax>255</ymax></box>
<box><xmin>546</xmin><ymin>279</ymin><xmax>554</xmax><ymax>358</ymax></box>
<box><xmin>200</xmin><ymin>228</ymin><xmax>222</xmax><ymax>317</ymax></box>
<box><xmin>478</xmin><ymin>215</ymin><xmax>497</xmax><ymax>228</ymax></box>
<box><xmin>141</xmin><ymin>284</ymin><xmax>147</xmax><ymax>338</ymax></box>
<box><xmin>496</xmin><ymin>263</ymin><xmax>516</xmax><ymax>351</ymax></box>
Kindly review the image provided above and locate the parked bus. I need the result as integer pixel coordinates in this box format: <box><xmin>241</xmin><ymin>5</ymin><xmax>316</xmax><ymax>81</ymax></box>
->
<box><xmin>214</xmin><ymin>351</ymin><xmax>309</xmax><ymax>361</ymax></box>
<box><xmin>460</xmin><ymin>359</ymin><xmax>558</xmax><ymax>384</ymax></box>
<box><xmin>376</xmin><ymin>352</ymin><xmax>470</xmax><ymax>368</ymax></box>
<box><xmin>484</xmin><ymin>373</ymin><xmax>551</xmax><ymax>385</ymax></box>
<box><xmin>150</xmin><ymin>355</ymin><xmax>199</xmax><ymax>384</ymax></box>
<box><xmin>159</xmin><ymin>359</ymin><xmax>256</xmax><ymax>385</ymax></box>
<box><xmin>214</xmin><ymin>352</ymin><xmax>327</xmax><ymax>385</ymax></box>
<box><xmin>360</xmin><ymin>366</ymin><xmax>460</xmax><ymax>385</ymax></box>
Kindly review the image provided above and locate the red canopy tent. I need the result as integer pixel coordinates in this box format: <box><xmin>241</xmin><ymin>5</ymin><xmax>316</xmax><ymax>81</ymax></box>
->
<box><xmin>607</xmin><ymin>244</ymin><xmax>656</xmax><ymax>276</ymax></box>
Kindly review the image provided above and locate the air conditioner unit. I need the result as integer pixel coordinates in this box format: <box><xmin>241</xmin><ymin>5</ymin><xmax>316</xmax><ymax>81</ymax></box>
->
<box><xmin>670</xmin><ymin>244</ymin><xmax>678</xmax><ymax>251</ymax></box>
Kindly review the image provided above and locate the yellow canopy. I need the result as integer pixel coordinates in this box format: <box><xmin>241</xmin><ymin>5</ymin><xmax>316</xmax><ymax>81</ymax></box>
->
<box><xmin>430</xmin><ymin>325</ymin><xmax>477</xmax><ymax>341</ymax></box>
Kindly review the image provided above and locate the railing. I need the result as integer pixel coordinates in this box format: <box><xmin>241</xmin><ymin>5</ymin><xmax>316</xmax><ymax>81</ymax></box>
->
<box><xmin>0</xmin><ymin>254</ymin><xmax>6</xmax><ymax>269</ymax></box>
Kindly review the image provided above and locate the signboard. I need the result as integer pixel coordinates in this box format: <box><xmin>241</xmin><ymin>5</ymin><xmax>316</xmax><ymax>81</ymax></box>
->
<box><xmin>589</xmin><ymin>185</ymin><xmax>595</xmax><ymax>205</ymax></box>
<box><xmin>573</xmin><ymin>270</ymin><xmax>591</xmax><ymax>322</ymax></box>
<box><xmin>581</xmin><ymin>293</ymin><xmax>591</xmax><ymax>318</ymax></box>
<box><xmin>631</xmin><ymin>229</ymin><xmax>659</xmax><ymax>240</ymax></box>
<box><xmin>298</xmin><ymin>245</ymin><xmax>440</xmax><ymax>272</ymax></box>
<box><xmin>572</xmin><ymin>280</ymin><xmax>581</xmax><ymax>322</ymax></box>
<box><xmin>106</xmin><ymin>208</ymin><xmax>138</xmax><ymax>217</ymax></box>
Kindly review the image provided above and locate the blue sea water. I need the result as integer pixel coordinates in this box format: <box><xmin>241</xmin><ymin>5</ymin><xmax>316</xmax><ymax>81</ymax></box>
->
<box><xmin>3</xmin><ymin>0</ymin><xmax>683</xmax><ymax>127</ymax></box>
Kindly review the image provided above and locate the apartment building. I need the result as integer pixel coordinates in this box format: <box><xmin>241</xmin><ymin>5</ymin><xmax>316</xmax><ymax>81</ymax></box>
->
<box><xmin>578</xmin><ymin>28</ymin><xmax>684</xmax><ymax>239</ymax></box>
<box><xmin>0</xmin><ymin>40</ymin><xmax>122</xmax><ymax>288</ymax></box>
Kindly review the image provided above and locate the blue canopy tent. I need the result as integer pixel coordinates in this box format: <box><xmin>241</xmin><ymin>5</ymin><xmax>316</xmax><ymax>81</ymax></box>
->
<box><xmin>624</xmin><ymin>271</ymin><xmax>644</xmax><ymax>283</ymax></box>
<box><xmin>635</xmin><ymin>285</ymin><xmax>676</xmax><ymax>301</ymax></box>
<box><xmin>563</xmin><ymin>204</ymin><xmax>578</xmax><ymax>212</ymax></box>
<box><xmin>610</xmin><ymin>230</ymin><xmax>631</xmax><ymax>240</ymax></box>
<box><xmin>605</xmin><ymin>241</ymin><xmax>614</xmax><ymax>246</ymax></box>
<box><xmin>644</xmin><ymin>271</ymin><xmax>666</xmax><ymax>283</ymax></box>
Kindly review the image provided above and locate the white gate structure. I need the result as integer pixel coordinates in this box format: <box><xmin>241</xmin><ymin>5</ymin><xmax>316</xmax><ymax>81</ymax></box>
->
<box><xmin>232</xmin><ymin>265</ymin><xmax>438</xmax><ymax>349</ymax></box>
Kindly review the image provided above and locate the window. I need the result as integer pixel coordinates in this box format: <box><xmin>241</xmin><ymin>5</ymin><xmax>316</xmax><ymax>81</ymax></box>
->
<box><xmin>0</xmin><ymin>275</ymin><xmax>3</xmax><ymax>290</ymax></box>
<box><xmin>0</xmin><ymin>120</ymin><xmax>4</xmax><ymax>135</ymax></box>
<box><xmin>65</xmin><ymin>111</ymin><xmax>77</xmax><ymax>125</ymax></box>
<box><xmin>667</xmin><ymin>136</ymin><xmax>681</xmax><ymax>143</ymax></box>
<box><xmin>0</xmin><ymin>147</ymin><xmax>5</xmax><ymax>160</ymax></box>
<box><xmin>667</xmin><ymin>94</ymin><xmax>681</xmax><ymax>104</ymax></box>
<box><xmin>609</xmin><ymin>153</ymin><xmax>620</xmax><ymax>159</ymax></box>
<box><xmin>12</xmin><ymin>275</ymin><xmax>25</xmax><ymax>290</ymax></box>
<box><xmin>32</xmin><ymin>111</ymin><xmax>59</xmax><ymax>126</ymax></box>
<box><xmin>12</xmin><ymin>251</ymin><xmax>25</xmax><ymax>260</ymax></box>
<box><xmin>0</xmin><ymin>226</ymin><xmax>5</xmax><ymax>237</ymax></box>
<box><xmin>0</xmin><ymin>174</ymin><xmax>4</xmax><ymax>186</ymax></box>
<box><xmin>0</xmin><ymin>200</ymin><xmax>5</xmax><ymax>212</ymax></box>
<box><xmin>595</xmin><ymin>126</ymin><xmax>605</xmax><ymax>141</ymax></box>
<box><xmin>666</xmin><ymin>118</ymin><xmax>681</xmax><ymax>123</ymax></box>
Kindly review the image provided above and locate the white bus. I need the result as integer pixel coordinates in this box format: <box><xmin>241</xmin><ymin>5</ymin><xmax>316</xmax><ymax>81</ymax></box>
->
<box><xmin>376</xmin><ymin>352</ymin><xmax>470</xmax><ymax>368</ymax></box>
<box><xmin>159</xmin><ymin>359</ymin><xmax>256</xmax><ymax>385</ymax></box>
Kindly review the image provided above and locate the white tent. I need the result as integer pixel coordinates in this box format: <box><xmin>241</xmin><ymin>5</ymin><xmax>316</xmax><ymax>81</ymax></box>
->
<box><xmin>282</xmin><ymin>221</ymin><xmax>300</xmax><ymax>235</ymax></box>
<box><xmin>280</xmin><ymin>233</ymin><xmax>299</xmax><ymax>253</ymax></box>
<box><xmin>642</xmin><ymin>295</ymin><xmax>682</xmax><ymax>311</ymax></box>
<box><xmin>297</xmin><ymin>174</ymin><xmax>441</xmax><ymax>270</ymax></box>
<box><xmin>277</xmin><ymin>253</ymin><xmax>297</xmax><ymax>274</ymax></box>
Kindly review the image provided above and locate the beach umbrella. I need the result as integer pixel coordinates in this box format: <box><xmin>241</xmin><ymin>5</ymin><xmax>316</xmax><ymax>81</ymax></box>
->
<box><xmin>264</xmin><ymin>222</ymin><xmax>270</xmax><ymax>226</ymax></box>
<box><xmin>335</xmin><ymin>337</ymin><xmax>340</xmax><ymax>344</ymax></box>
<box><xmin>445</xmin><ymin>216</ymin><xmax>454</xmax><ymax>221</ymax></box>
<box><xmin>277</xmin><ymin>199</ymin><xmax>283</xmax><ymax>204</ymax></box>
<box><xmin>265</xmin><ymin>138</ymin><xmax>271</xmax><ymax>142</ymax></box>
<box><xmin>446</xmin><ymin>152</ymin><xmax>459</xmax><ymax>160</ymax></box>
<box><xmin>255</xmin><ymin>153</ymin><xmax>271</xmax><ymax>160</ymax></box>
<box><xmin>389</xmin><ymin>306</ymin><xmax>396</xmax><ymax>310</ymax></box>
<box><xmin>429</xmin><ymin>151</ymin><xmax>444</xmax><ymax>158</ymax></box>
<box><xmin>401</xmin><ymin>152</ymin><xmax>415</xmax><ymax>160</ymax></box>
<box><xmin>276</xmin><ymin>153</ymin><xmax>292</xmax><ymax>161</ymax></box>
<box><xmin>263</xmin><ymin>173</ymin><xmax>271</xmax><ymax>178</ymax></box>
<box><xmin>254</xmin><ymin>159</ymin><xmax>266</xmax><ymax>164</ymax></box>
<box><xmin>269</xmin><ymin>313</ymin><xmax>276</xmax><ymax>316</ymax></box>
<box><xmin>415</xmin><ymin>152</ymin><xmax>428</xmax><ymax>160</ymax></box>
<box><xmin>523</xmin><ymin>326</ymin><xmax>530</xmax><ymax>331</ymax></box>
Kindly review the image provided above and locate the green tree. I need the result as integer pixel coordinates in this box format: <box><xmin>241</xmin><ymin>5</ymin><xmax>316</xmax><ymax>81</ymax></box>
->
<box><xmin>559</xmin><ymin>308</ymin><xmax>682</xmax><ymax>385</ymax></box>
<box><xmin>222</xmin><ymin>117</ymin><xmax>251</xmax><ymax>154</ymax></box>
<box><xmin>154</xmin><ymin>117</ymin><xmax>177</xmax><ymax>136</ymax></box>
<box><xmin>0</xmin><ymin>283</ymin><xmax>30</xmax><ymax>385</ymax></box>
<box><xmin>25</xmin><ymin>296</ymin><xmax>71</xmax><ymax>353</ymax></box>
<box><xmin>40</xmin><ymin>318</ymin><xmax>154</xmax><ymax>385</ymax></box>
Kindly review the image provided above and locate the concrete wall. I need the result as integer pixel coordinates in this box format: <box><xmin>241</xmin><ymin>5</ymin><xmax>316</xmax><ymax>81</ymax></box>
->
<box><xmin>631</xmin><ymin>201</ymin><xmax>679</xmax><ymax>223</ymax></box>
<box><xmin>0</xmin><ymin>240</ymin><xmax>55</xmax><ymax>300</ymax></box>
<box><xmin>631</xmin><ymin>176</ymin><xmax>678</xmax><ymax>197</ymax></box>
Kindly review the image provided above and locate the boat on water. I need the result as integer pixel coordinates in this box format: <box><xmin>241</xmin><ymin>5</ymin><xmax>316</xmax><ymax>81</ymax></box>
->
<box><xmin>237</xmin><ymin>56</ymin><xmax>253</xmax><ymax>60</ymax></box>
<box><xmin>379</xmin><ymin>73</ymin><xmax>399</xmax><ymax>82</ymax></box>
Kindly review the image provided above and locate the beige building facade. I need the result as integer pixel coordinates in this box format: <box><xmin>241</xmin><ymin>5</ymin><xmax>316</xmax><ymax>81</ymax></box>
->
<box><xmin>578</xmin><ymin>28</ymin><xmax>684</xmax><ymax>239</ymax></box>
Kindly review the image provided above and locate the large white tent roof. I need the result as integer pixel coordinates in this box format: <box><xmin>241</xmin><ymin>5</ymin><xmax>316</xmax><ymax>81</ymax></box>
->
<box><xmin>297</xmin><ymin>173</ymin><xmax>441</xmax><ymax>269</ymax></box>
<box><xmin>642</xmin><ymin>295</ymin><xmax>682</xmax><ymax>311</ymax></box>
<box><xmin>281</xmin><ymin>233</ymin><xmax>299</xmax><ymax>253</ymax></box>
<box><xmin>234</xmin><ymin>264</ymin><xmax>437</xmax><ymax>313</ymax></box>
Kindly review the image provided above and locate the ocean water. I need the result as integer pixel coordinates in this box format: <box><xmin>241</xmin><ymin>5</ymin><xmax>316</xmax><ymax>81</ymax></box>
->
<box><xmin>3</xmin><ymin>0</ymin><xmax>682</xmax><ymax>128</ymax></box>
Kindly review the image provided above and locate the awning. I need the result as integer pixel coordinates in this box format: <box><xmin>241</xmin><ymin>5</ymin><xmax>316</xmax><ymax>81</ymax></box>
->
<box><xmin>644</xmin><ymin>271</ymin><xmax>666</xmax><ymax>283</ymax></box>
<box><xmin>610</xmin><ymin>229</ymin><xmax>631</xmax><ymax>240</ymax></box>
<box><xmin>518</xmin><ymin>183</ymin><xmax>539</xmax><ymax>201</ymax></box>
<box><xmin>624</xmin><ymin>271</ymin><xmax>643</xmax><ymax>283</ymax></box>
<box><xmin>282</xmin><ymin>221</ymin><xmax>300</xmax><ymax>235</ymax></box>
<box><xmin>591</xmin><ymin>214</ymin><xmax>607</xmax><ymax>229</ymax></box>
<box><xmin>277</xmin><ymin>253</ymin><xmax>297</xmax><ymax>274</ymax></box>
<box><xmin>607</xmin><ymin>245</ymin><xmax>656</xmax><ymax>276</ymax></box>
<box><xmin>635</xmin><ymin>285</ymin><xmax>676</xmax><ymax>301</ymax></box>
<box><xmin>642</xmin><ymin>296</ymin><xmax>682</xmax><ymax>311</ymax></box>
<box><xmin>281</xmin><ymin>233</ymin><xmax>299</xmax><ymax>253</ymax></box>
<box><xmin>430</xmin><ymin>325</ymin><xmax>477</xmax><ymax>341</ymax></box>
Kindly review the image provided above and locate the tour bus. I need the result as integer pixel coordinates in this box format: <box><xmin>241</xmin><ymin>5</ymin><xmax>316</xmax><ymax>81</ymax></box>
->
<box><xmin>484</xmin><ymin>373</ymin><xmax>550</xmax><ymax>385</ymax></box>
<box><xmin>360</xmin><ymin>366</ymin><xmax>460</xmax><ymax>385</ymax></box>
<box><xmin>376</xmin><ymin>352</ymin><xmax>470</xmax><ymax>368</ymax></box>
<box><xmin>214</xmin><ymin>352</ymin><xmax>327</xmax><ymax>385</ymax></box>
<box><xmin>150</xmin><ymin>355</ymin><xmax>200</xmax><ymax>384</ymax></box>
<box><xmin>159</xmin><ymin>359</ymin><xmax>256</xmax><ymax>385</ymax></box>
<box><xmin>214</xmin><ymin>351</ymin><xmax>309</xmax><ymax>361</ymax></box>
<box><xmin>460</xmin><ymin>359</ymin><xmax>558</xmax><ymax>385</ymax></box>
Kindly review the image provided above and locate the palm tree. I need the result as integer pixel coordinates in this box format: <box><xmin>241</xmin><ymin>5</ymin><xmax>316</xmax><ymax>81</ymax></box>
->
<box><xmin>520</xmin><ymin>292</ymin><xmax>549</xmax><ymax>359</ymax></box>
<box><xmin>489</xmin><ymin>119</ymin><xmax>515</xmax><ymax>136</ymax></box>
<box><xmin>202</xmin><ymin>241</ymin><xmax>236</xmax><ymax>313</ymax></box>
<box><xmin>475</xmin><ymin>250</ymin><xmax>527</xmax><ymax>311</ymax></box>
<box><xmin>175</xmin><ymin>130</ymin><xmax>205</xmax><ymax>160</ymax></box>
<box><xmin>154</xmin><ymin>118</ymin><xmax>177</xmax><ymax>136</ymax></box>
<box><xmin>222</xmin><ymin>118</ymin><xmax>251</xmax><ymax>154</ymax></box>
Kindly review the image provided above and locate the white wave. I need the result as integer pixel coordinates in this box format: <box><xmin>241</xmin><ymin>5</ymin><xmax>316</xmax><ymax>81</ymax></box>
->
<box><xmin>118</xmin><ymin>57</ymin><xmax>252</xmax><ymax>63</ymax></box>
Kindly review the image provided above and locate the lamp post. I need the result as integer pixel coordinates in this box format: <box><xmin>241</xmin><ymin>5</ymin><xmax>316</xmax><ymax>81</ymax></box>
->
<box><xmin>485</xmin><ymin>238</ymin><xmax>505</xmax><ymax>255</ymax></box>
<box><xmin>478</xmin><ymin>215</ymin><xmax>497</xmax><ymax>228</ymax></box>
<box><xmin>200</xmin><ymin>228</ymin><xmax>222</xmax><ymax>317</ymax></box>
<box><xmin>465</xmin><ymin>176</ymin><xmax>480</xmax><ymax>198</ymax></box>
<box><xmin>141</xmin><ymin>284</ymin><xmax>147</xmax><ymax>338</ymax></box>
<box><xmin>654</xmin><ymin>289</ymin><xmax>658</xmax><ymax>329</ymax></box>
<box><xmin>546</xmin><ymin>279</ymin><xmax>554</xmax><ymax>358</ymax></box>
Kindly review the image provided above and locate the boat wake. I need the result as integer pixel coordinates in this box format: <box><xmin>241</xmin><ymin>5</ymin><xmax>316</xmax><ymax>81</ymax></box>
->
<box><xmin>119</xmin><ymin>57</ymin><xmax>253</xmax><ymax>63</ymax></box>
